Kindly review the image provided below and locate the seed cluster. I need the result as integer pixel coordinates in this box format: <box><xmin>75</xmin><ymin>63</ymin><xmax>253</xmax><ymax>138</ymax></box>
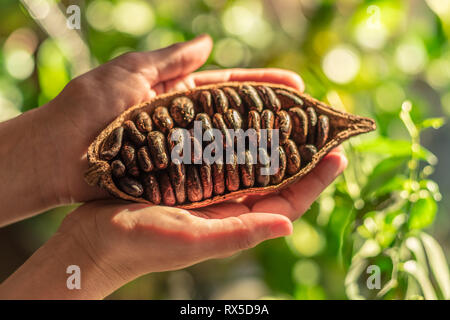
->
<box><xmin>99</xmin><ymin>84</ymin><xmax>331</xmax><ymax>206</ymax></box>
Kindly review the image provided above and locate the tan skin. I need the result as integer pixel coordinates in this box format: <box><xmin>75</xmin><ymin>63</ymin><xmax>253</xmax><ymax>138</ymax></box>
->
<box><xmin>0</xmin><ymin>35</ymin><xmax>347</xmax><ymax>299</ymax></box>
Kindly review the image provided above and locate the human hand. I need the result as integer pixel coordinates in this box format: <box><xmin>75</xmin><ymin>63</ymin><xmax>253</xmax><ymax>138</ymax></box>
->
<box><xmin>0</xmin><ymin>144</ymin><xmax>345</xmax><ymax>299</ymax></box>
<box><xmin>19</xmin><ymin>147</ymin><xmax>342</xmax><ymax>299</ymax></box>
<box><xmin>42</xmin><ymin>34</ymin><xmax>306</xmax><ymax>205</ymax></box>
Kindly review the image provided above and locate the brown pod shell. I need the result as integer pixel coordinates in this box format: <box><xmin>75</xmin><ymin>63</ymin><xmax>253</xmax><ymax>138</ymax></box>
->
<box><xmin>135</xmin><ymin>111</ymin><xmax>152</xmax><ymax>133</ymax></box>
<box><xmin>86</xmin><ymin>81</ymin><xmax>375</xmax><ymax>209</ymax></box>
<box><xmin>275</xmin><ymin>110</ymin><xmax>292</xmax><ymax>144</ymax></box>
<box><xmin>147</xmin><ymin>131</ymin><xmax>169</xmax><ymax>170</ymax></box>
<box><xmin>143</xmin><ymin>173</ymin><xmax>161</xmax><ymax>205</ymax></box>
<box><xmin>152</xmin><ymin>106</ymin><xmax>174</xmax><ymax>134</ymax></box>
<box><xmin>284</xmin><ymin>139</ymin><xmax>302</xmax><ymax>175</ymax></box>
<box><xmin>100</xmin><ymin>127</ymin><xmax>124</xmax><ymax>160</ymax></box>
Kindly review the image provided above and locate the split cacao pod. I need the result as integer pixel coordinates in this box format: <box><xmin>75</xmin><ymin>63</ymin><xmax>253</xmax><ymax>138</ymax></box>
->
<box><xmin>85</xmin><ymin>82</ymin><xmax>375</xmax><ymax>209</ymax></box>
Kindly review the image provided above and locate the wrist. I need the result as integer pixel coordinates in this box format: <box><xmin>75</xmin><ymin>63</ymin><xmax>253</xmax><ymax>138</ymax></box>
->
<box><xmin>0</xmin><ymin>218</ymin><xmax>131</xmax><ymax>299</ymax></box>
<box><xmin>56</xmin><ymin>205</ymin><xmax>139</xmax><ymax>296</ymax></box>
<box><xmin>42</xmin><ymin>97</ymin><xmax>110</xmax><ymax>204</ymax></box>
<box><xmin>0</xmin><ymin>107</ymin><xmax>63</xmax><ymax>225</ymax></box>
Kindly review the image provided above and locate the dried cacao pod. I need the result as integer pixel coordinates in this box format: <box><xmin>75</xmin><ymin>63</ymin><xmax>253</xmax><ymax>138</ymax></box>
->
<box><xmin>85</xmin><ymin>82</ymin><xmax>375</xmax><ymax>209</ymax></box>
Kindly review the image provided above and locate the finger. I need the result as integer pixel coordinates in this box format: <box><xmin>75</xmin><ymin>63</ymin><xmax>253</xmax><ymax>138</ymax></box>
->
<box><xmin>195</xmin><ymin>212</ymin><xmax>293</xmax><ymax>257</ymax></box>
<box><xmin>192</xmin><ymin>68</ymin><xmax>305</xmax><ymax>92</ymax></box>
<box><xmin>250</xmin><ymin>151</ymin><xmax>348</xmax><ymax>220</ymax></box>
<box><xmin>114</xmin><ymin>34</ymin><xmax>213</xmax><ymax>85</ymax></box>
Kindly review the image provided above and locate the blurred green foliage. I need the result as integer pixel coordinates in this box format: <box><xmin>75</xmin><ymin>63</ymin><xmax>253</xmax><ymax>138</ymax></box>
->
<box><xmin>0</xmin><ymin>0</ymin><xmax>449</xmax><ymax>300</ymax></box>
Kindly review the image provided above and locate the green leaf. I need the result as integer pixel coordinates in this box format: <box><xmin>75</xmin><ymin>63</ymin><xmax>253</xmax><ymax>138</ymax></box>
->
<box><xmin>354</xmin><ymin>137</ymin><xmax>436</xmax><ymax>163</ymax></box>
<box><xmin>361</xmin><ymin>156</ymin><xmax>408</xmax><ymax>198</ymax></box>
<box><xmin>408</xmin><ymin>196</ymin><xmax>438</xmax><ymax>230</ymax></box>
<box><xmin>419</xmin><ymin>118</ymin><xmax>445</xmax><ymax>130</ymax></box>
<box><xmin>373</xmin><ymin>175</ymin><xmax>407</xmax><ymax>197</ymax></box>
<box><xmin>420</xmin><ymin>233</ymin><xmax>450</xmax><ymax>299</ymax></box>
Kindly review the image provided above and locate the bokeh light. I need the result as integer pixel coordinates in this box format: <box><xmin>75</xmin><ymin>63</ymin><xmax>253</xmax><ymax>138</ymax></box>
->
<box><xmin>0</xmin><ymin>79</ymin><xmax>23</xmax><ymax>121</ymax></box>
<box><xmin>213</xmin><ymin>38</ymin><xmax>250</xmax><ymax>67</ymax></box>
<box><xmin>113</xmin><ymin>0</ymin><xmax>155</xmax><ymax>36</ymax></box>
<box><xmin>375</xmin><ymin>82</ymin><xmax>406</xmax><ymax>112</ymax></box>
<box><xmin>144</xmin><ymin>28</ymin><xmax>185</xmax><ymax>51</ymax></box>
<box><xmin>425</xmin><ymin>0</ymin><xmax>450</xmax><ymax>18</ymax></box>
<box><xmin>292</xmin><ymin>259</ymin><xmax>320</xmax><ymax>286</ymax></box>
<box><xmin>395</xmin><ymin>39</ymin><xmax>427</xmax><ymax>75</ymax></box>
<box><xmin>86</xmin><ymin>0</ymin><xmax>114</xmax><ymax>32</ymax></box>
<box><xmin>287</xmin><ymin>220</ymin><xmax>325</xmax><ymax>257</ymax></box>
<box><xmin>425</xmin><ymin>58</ymin><xmax>450</xmax><ymax>89</ymax></box>
<box><xmin>442</xmin><ymin>92</ymin><xmax>450</xmax><ymax>116</ymax></box>
<box><xmin>322</xmin><ymin>45</ymin><xmax>361</xmax><ymax>84</ymax></box>
<box><xmin>355</xmin><ymin>22</ymin><xmax>388</xmax><ymax>50</ymax></box>
<box><xmin>5</xmin><ymin>49</ymin><xmax>34</xmax><ymax>80</ymax></box>
<box><xmin>191</xmin><ymin>14</ymin><xmax>221</xmax><ymax>36</ymax></box>
<box><xmin>222</xmin><ymin>4</ymin><xmax>259</xmax><ymax>36</ymax></box>
<box><xmin>222</xmin><ymin>2</ymin><xmax>273</xmax><ymax>49</ymax></box>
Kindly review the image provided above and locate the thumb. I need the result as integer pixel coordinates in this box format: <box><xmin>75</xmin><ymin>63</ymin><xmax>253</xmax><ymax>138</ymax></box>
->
<box><xmin>150</xmin><ymin>34</ymin><xmax>212</xmax><ymax>83</ymax></box>
<box><xmin>129</xmin><ymin>34</ymin><xmax>213</xmax><ymax>85</ymax></box>
<box><xmin>197</xmin><ymin>212</ymin><xmax>293</xmax><ymax>258</ymax></box>
<box><xmin>113</xmin><ymin>34</ymin><xmax>212</xmax><ymax>85</ymax></box>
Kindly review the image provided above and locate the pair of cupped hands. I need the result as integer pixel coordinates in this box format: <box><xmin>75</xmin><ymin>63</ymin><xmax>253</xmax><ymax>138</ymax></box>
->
<box><xmin>0</xmin><ymin>35</ymin><xmax>346</xmax><ymax>299</ymax></box>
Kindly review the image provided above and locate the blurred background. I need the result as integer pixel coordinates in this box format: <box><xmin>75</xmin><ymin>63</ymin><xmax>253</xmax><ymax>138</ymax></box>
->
<box><xmin>0</xmin><ymin>0</ymin><xmax>449</xmax><ymax>299</ymax></box>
